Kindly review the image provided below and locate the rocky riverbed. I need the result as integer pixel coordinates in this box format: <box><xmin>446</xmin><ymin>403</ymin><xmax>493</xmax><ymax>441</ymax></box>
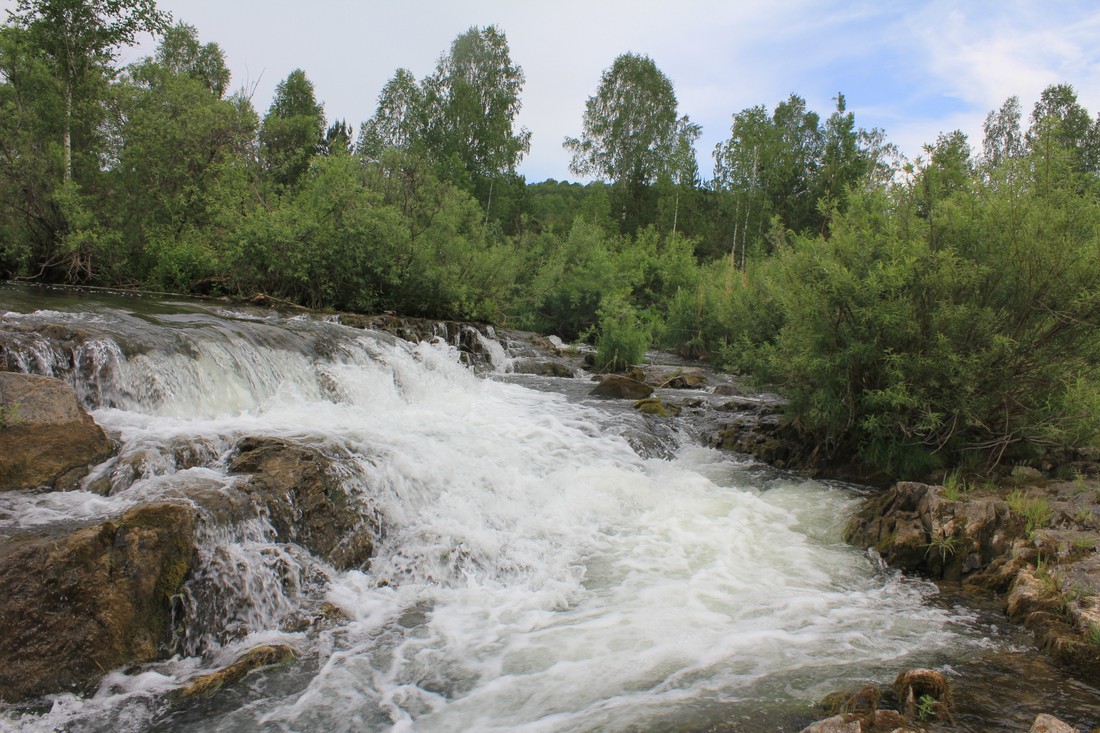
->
<box><xmin>2</xmin><ymin>293</ymin><xmax>1100</xmax><ymax>731</ymax></box>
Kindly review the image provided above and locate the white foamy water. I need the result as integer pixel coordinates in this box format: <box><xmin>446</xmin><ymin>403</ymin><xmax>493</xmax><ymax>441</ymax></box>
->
<box><xmin>0</xmin><ymin>298</ymin><xmax>988</xmax><ymax>732</ymax></box>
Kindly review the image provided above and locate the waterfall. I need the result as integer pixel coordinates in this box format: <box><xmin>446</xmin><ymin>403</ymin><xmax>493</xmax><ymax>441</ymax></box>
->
<box><xmin>0</xmin><ymin>288</ymin><xmax>1032</xmax><ymax>732</ymax></box>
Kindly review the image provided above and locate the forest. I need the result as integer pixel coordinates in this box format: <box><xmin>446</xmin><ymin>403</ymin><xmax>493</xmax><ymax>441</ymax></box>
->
<box><xmin>3</xmin><ymin>0</ymin><xmax>1100</xmax><ymax>478</ymax></box>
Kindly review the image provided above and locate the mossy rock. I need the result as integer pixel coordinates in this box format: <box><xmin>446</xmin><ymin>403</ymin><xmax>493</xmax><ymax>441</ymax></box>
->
<box><xmin>632</xmin><ymin>398</ymin><xmax>680</xmax><ymax>417</ymax></box>
<box><xmin>179</xmin><ymin>644</ymin><xmax>296</xmax><ymax>700</ymax></box>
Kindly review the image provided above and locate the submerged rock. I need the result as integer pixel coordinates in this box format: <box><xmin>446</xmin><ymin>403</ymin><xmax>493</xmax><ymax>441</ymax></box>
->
<box><xmin>229</xmin><ymin>437</ymin><xmax>380</xmax><ymax>570</ymax></box>
<box><xmin>0</xmin><ymin>502</ymin><xmax>196</xmax><ymax>702</ymax></box>
<box><xmin>0</xmin><ymin>372</ymin><xmax>114</xmax><ymax>491</ymax></box>
<box><xmin>178</xmin><ymin>644</ymin><xmax>295</xmax><ymax>700</ymax></box>
<box><xmin>1029</xmin><ymin>713</ymin><xmax>1077</xmax><ymax>733</ymax></box>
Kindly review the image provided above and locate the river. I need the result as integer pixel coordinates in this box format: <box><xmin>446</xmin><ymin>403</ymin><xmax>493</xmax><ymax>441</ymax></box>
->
<box><xmin>1</xmin><ymin>285</ymin><xmax>1097</xmax><ymax>732</ymax></box>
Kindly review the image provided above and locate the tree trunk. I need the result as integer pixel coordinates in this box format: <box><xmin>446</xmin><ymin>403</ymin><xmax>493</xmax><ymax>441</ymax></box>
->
<box><xmin>63</xmin><ymin>81</ymin><xmax>72</xmax><ymax>182</ymax></box>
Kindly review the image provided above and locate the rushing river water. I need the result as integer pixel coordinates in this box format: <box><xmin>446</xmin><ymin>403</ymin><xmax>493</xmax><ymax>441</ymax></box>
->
<box><xmin>1</xmin><ymin>285</ymin><xmax>1098</xmax><ymax>732</ymax></box>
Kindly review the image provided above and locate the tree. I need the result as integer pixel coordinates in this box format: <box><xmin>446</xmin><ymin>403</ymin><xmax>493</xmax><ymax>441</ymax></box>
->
<box><xmin>322</xmin><ymin>119</ymin><xmax>353</xmax><ymax>156</ymax></box>
<box><xmin>421</xmin><ymin>26</ymin><xmax>530</xmax><ymax>187</ymax></box>
<box><xmin>9</xmin><ymin>0</ymin><xmax>170</xmax><ymax>182</ymax></box>
<box><xmin>1028</xmin><ymin>83</ymin><xmax>1097</xmax><ymax>173</ymax></box>
<box><xmin>153</xmin><ymin>22</ymin><xmax>229</xmax><ymax>97</ymax></box>
<box><xmin>102</xmin><ymin>30</ymin><xmax>257</xmax><ymax>288</ymax></box>
<box><xmin>357</xmin><ymin>67</ymin><xmax>421</xmax><ymax>160</ymax></box>
<box><xmin>259</xmin><ymin>68</ymin><xmax>324</xmax><ymax>189</ymax></box>
<box><xmin>981</xmin><ymin>95</ymin><xmax>1023</xmax><ymax>170</ymax></box>
<box><xmin>564</xmin><ymin>52</ymin><xmax>679</xmax><ymax>207</ymax></box>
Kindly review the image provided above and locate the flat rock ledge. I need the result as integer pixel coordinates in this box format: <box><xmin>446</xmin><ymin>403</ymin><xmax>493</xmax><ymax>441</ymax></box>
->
<box><xmin>845</xmin><ymin>479</ymin><xmax>1100</xmax><ymax>681</ymax></box>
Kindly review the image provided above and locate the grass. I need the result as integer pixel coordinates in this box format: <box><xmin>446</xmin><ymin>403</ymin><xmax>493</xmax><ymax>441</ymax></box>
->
<box><xmin>925</xmin><ymin>531</ymin><xmax>963</xmax><ymax>564</ymax></box>
<box><xmin>1008</xmin><ymin>489</ymin><xmax>1054</xmax><ymax>538</ymax></box>
<box><xmin>941</xmin><ymin>471</ymin><xmax>969</xmax><ymax>501</ymax></box>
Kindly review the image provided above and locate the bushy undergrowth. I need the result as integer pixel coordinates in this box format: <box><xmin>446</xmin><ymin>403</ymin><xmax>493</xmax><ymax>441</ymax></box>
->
<box><xmin>666</xmin><ymin>155</ymin><xmax>1100</xmax><ymax>477</ymax></box>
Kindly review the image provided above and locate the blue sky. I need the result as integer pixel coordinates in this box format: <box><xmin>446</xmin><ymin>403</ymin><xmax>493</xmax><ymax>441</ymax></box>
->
<box><xmin>8</xmin><ymin>0</ymin><xmax>1100</xmax><ymax>182</ymax></box>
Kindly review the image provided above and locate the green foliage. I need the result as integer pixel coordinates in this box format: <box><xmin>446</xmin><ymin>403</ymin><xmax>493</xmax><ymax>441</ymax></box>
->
<box><xmin>260</xmin><ymin>69</ymin><xmax>324</xmax><ymax>190</ymax></box>
<box><xmin>594</xmin><ymin>295</ymin><xmax>649</xmax><ymax>372</ymax></box>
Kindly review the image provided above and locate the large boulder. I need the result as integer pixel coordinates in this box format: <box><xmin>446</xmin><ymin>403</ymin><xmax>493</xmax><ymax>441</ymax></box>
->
<box><xmin>229</xmin><ymin>437</ymin><xmax>379</xmax><ymax>570</ymax></box>
<box><xmin>0</xmin><ymin>502</ymin><xmax>197</xmax><ymax>702</ymax></box>
<box><xmin>0</xmin><ymin>372</ymin><xmax>115</xmax><ymax>491</ymax></box>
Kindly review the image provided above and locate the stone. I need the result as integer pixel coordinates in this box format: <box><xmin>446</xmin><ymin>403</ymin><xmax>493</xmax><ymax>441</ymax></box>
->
<box><xmin>229</xmin><ymin>437</ymin><xmax>379</xmax><ymax>570</ymax></box>
<box><xmin>798</xmin><ymin>714</ymin><xmax>861</xmax><ymax>733</ymax></box>
<box><xmin>894</xmin><ymin>668</ymin><xmax>952</xmax><ymax>723</ymax></box>
<box><xmin>665</xmin><ymin>371</ymin><xmax>707</xmax><ymax>389</ymax></box>
<box><xmin>590</xmin><ymin>374</ymin><xmax>654</xmax><ymax>400</ymax></box>
<box><xmin>178</xmin><ymin>644</ymin><xmax>295</xmax><ymax>700</ymax></box>
<box><xmin>0</xmin><ymin>372</ymin><xmax>114</xmax><ymax>491</ymax></box>
<box><xmin>511</xmin><ymin>358</ymin><xmax>574</xmax><ymax>378</ymax></box>
<box><xmin>0</xmin><ymin>502</ymin><xmax>196</xmax><ymax>702</ymax></box>
<box><xmin>632</xmin><ymin>398</ymin><xmax>680</xmax><ymax>417</ymax></box>
<box><xmin>1029</xmin><ymin>714</ymin><xmax>1077</xmax><ymax>733</ymax></box>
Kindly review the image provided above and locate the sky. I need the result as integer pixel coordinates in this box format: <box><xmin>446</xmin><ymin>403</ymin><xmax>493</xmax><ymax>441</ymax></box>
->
<box><xmin>7</xmin><ymin>0</ymin><xmax>1100</xmax><ymax>182</ymax></box>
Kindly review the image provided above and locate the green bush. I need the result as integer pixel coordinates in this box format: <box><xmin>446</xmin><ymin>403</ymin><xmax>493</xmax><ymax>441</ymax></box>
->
<box><xmin>594</xmin><ymin>295</ymin><xmax>650</xmax><ymax>372</ymax></box>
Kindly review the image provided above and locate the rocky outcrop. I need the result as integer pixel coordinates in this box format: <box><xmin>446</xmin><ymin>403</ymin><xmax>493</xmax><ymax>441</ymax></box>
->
<box><xmin>0</xmin><ymin>372</ymin><xmax>114</xmax><ymax>491</ymax></box>
<box><xmin>0</xmin><ymin>502</ymin><xmax>196</xmax><ymax>702</ymax></box>
<box><xmin>844</xmin><ymin>482</ymin><xmax>1018</xmax><ymax>583</ymax></box>
<box><xmin>229</xmin><ymin>437</ymin><xmax>380</xmax><ymax>570</ymax></box>
<box><xmin>846</xmin><ymin>478</ymin><xmax>1100</xmax><ymax>682</ymax></box>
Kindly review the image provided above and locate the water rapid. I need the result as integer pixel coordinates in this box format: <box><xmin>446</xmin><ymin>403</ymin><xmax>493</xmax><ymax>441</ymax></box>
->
<box><xmin>0</xmin><ymin>287</ymin><xmax>1086</xmax><ymax>732</ymax></box>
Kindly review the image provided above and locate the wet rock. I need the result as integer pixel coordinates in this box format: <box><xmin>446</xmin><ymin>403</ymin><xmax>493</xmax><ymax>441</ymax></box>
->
<box><xmin>798</xmin><ymin>714</ymin><xmax>861</xmax><ymax>733</ymax></box>
<box><xmin>229</xmin><ymin>437</ymin><xmax>380</xmax><ymax>570</ymax></box>
<box><xmin>1029</xmin><ymin>713</ymin><xmax>1077</xmax><ymax>733</ymax></box>
<box><xmin>178</xmin><ymin>643</ymin><xmax>295</xmax><ymax>700</ymax></box>
<box><xmin>590</xmin><ymin>374</ymin><xmax>653</xmax><ymax>400</ymax></box>
<box><xmin>0</xmin><ymin>372</ymin><xmax>114</xmax><ymax>491</ymax></box>
<box><xmin>0</xmin><ymin>502</ymin><xmax>196</xmax><ymax>702</ymax></box>
<box><xmin>511</xmin><ymin>358</ymin><xmax>575</xmax><ymax>378</ymax></box>
<box><xmin>893</xmin><ymin>668</ymin><xmax>952</xmax><ymax>723</ymax></box>
<box><xmin>632</xmin><ymin>397</ymin><xmax>680</xmax><ymax>417</ymax></box>
<box><xmin>822</xmin><ymin>685</ymin><xmax>880</xmax><ymax>717</ymax></box>
<box><xmin>844</xmin><ymin>482</ymin><xmax>1017</xmax><ymax>583</ymax></box>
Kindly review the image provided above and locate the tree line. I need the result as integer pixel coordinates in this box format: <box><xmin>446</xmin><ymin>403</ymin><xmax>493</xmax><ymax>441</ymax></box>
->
<box><xmin>3</xmin><ymin>0</ymin><xmax>1100</xmax><ymax>477</ymax></box>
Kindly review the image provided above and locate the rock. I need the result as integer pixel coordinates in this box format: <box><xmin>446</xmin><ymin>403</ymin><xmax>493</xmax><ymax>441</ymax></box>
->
<box><xmin>665</xmin><ymin>371</ymin><xmax>707</xmax><ymax>389</ymax></box>
<box><xmin>511</xmin><ymin>358</ymin><xmax>574</xmax><ymax>378</ymax></box>
<box><xmin>590</xmin><ymin>374</ymin><xmax>653</xmax><ymax>400</ymax></box>
<box><xmin>822</xmin><ymin>685</ymin><xmax>880</xmax><ymax>717</ymax></box>
<box><xmin>844</xmin><ymin>482</ymin><xmax>1017</xmax><ymax>582</ymax></box>
<box><xmin>632</xmin><ymin>398</ymin><xmax>680</xmax><ymax>417</ymax></box>
<box><xmin>0</xmin><ymin>502</ymin><xmax>196</xmax><ymax>702</ymax></box>
<box><xmin>1029</xmin><ymin>713</ymin><xmax>1077</xmax><ymax>733</ymax></box>
<box><xmin>894</xmin><ymin>668</ymin><xmax>952</xmax><ymax>723</ymax></box>
<box><xmin>712</xmin><ymin>383</ymin><xmax>742</xmax><ymax>397</ymax></box>
<box><xmin>0</xmin><ymin>372</ymin><xmax>114</xmax><ymax>491</ymax></box>
<box><xmin>798</xmin><ymin>714</ymin><xmax>861</xmax><ymax>733</ymax></box>
<box><xmin>178</xmin><ymin>644</ymin><xmax>295</xmax><ymax>700</ymax></box>
<box><xmin>229</xmin><ymin>437</ymin><xmax>379</xmax><ymax>570</ymax></box>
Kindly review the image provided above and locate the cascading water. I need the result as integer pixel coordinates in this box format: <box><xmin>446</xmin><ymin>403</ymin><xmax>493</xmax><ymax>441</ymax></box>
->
<box><xmin>0</xmin><ymin>286</ymin><xmax>1095</xmax><ymax>732</ymax></box>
